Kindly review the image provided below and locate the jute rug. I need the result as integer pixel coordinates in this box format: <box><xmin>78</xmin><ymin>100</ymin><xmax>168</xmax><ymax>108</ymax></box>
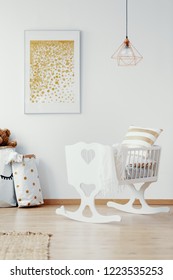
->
<box><xmin>0</xmin><ymin>231</ymin><xmax>52</xmax><ymax>260</ymax></box>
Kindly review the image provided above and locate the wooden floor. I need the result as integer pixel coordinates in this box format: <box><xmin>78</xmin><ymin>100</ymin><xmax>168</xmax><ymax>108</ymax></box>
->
<box><xmin>0</xmin><ymin>205</ymin><xmax>173</xmax><ymax>260</ymax></box>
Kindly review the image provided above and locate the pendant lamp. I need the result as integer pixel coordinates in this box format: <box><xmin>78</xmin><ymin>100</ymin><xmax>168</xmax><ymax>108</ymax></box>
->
<box><xmin>111</xmin><ymin>0</ymin><xmax>143</xmax><ymax>66</ymax></box>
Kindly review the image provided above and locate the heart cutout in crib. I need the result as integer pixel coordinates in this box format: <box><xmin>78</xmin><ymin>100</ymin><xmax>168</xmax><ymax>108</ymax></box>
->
<box><xmin>81</xmin><ymin>149</ymin><xmax>95</xmax><ymax>164</ymax></box>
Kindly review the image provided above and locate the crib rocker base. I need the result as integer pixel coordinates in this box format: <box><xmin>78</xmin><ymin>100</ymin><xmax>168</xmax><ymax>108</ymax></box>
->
<box><xmin>107</xmin><ymin>182</ymin><xmax>170</xmax><ymax>215</ymax></box>
<box><xmin>56</xmin><ymin>205</ymin><xmax>121</xmax><ymax>223</ymax></box>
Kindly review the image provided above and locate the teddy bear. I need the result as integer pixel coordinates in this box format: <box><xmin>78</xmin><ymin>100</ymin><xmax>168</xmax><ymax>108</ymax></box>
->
<box><xmin>0</xmin><ymin>129</ymin><xmax>17</xmax><ymax>147</ymax></box>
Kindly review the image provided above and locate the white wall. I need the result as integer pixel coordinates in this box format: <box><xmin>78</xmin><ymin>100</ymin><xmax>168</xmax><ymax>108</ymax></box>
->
<box><xmin>0</xmin><ymin>0</ymin><xmax>173</xmax><ymax>199</ymax></box>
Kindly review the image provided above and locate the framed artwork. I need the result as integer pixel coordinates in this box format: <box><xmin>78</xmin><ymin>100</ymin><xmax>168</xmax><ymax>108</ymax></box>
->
<box><xmin>24</xmin><ymin>30</ymin><xmax>80</xmax><ymax>113</ymax></box>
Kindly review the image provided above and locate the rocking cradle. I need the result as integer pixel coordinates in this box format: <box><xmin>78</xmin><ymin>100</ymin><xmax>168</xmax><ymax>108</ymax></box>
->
<box><xmin>56</xmin><ymin>142</ymin><xmax>121</xmax><ymax>223</ymax></box>
<box><xmin>107</xmin><ymin>145</ymin><xmax>170</xmax><ymax>214</ymax></box>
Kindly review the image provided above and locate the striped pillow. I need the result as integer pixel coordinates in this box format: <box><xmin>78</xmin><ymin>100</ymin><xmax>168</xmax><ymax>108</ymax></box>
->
<box><xmin>122</xmin><ymin>126</ymin><xmax>163</xmax><ymax>147</ymax></box>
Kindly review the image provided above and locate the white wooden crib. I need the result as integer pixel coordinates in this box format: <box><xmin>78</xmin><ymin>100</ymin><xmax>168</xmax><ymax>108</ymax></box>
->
<box><xmin>56</xmin><ymin>142</ymin><xmax>121</xmax><ymax>223</ymax></box>
<box><xmin>107</xmin><ymin>145</ymin><xmax>170</xmax><ymax>214</ymax></box>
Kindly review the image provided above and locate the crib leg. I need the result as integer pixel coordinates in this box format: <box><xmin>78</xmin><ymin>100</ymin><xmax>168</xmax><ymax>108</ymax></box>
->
<box><xmin>56</xmin><ymin>185</ymin><xmax>121</xmax><ymax>223</ymax></box>
<box><xmin>107</xmin><ymin>182</ymin><xmax>170</xmax><ymax>215</ymax></box>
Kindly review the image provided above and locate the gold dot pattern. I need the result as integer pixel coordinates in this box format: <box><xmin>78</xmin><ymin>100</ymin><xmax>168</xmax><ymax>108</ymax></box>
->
<box><xmin>30</xmin><ymin>40</ymin><xmax>75</xmax><ymax>104</ymax></box>
<box><xmin>12</xmin><ymin>158</ymin><xmax>44</xmax><ymax>207</ymax></box>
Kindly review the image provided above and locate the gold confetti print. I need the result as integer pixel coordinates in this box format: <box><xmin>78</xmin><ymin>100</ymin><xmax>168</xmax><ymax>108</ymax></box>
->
<box><xmin>30</xmin><ymin>40</ymin><xmax>75</xmax><ymax>104</ymax></box>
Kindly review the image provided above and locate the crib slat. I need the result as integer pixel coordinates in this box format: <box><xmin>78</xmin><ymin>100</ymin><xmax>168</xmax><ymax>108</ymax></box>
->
<box><xmin>116</xmin><ymin>145</ymin><xmax>161</xmax><ymax>184</ymax></box>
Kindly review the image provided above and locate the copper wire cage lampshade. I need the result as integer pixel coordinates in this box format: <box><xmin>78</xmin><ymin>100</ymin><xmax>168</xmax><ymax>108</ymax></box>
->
<box><xmin>112</xmin><ymin>0</ymin><xmax>143</xmax><ymax>66</ymax></box>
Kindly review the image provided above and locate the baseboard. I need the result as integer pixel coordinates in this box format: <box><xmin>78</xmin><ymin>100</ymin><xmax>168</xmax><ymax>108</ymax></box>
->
<box><xmin>43</xmin><ymin>199</ymin><xmax>173</xmax><ymax>205</ymax></box>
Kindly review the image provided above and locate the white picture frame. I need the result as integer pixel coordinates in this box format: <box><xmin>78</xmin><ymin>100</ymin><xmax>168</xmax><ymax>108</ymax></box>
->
<box><xmin>24</xmin><ymin>30</ymin><xmax>80</xmax><ymax>114</ymax></box>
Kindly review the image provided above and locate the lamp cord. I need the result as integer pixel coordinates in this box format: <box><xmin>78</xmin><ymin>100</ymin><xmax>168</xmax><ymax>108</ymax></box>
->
<box><xmin>126</xmin><ymin>0</ymin><xmax>128</xmax><ymax>38</ymax></box>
